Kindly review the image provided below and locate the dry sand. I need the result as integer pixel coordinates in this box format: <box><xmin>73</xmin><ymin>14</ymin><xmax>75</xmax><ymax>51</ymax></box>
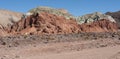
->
<box><xmin>0</xmin><ymin>33</ymin><xmax>120</xmax><ymax>59</ymax></box>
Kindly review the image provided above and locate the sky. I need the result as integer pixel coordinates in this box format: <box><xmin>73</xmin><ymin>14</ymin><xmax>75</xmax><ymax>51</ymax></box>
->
<box><xmin>0</xmin><ymin>0</ymin><xmax>120</xmax><ymax>16</ymax></box>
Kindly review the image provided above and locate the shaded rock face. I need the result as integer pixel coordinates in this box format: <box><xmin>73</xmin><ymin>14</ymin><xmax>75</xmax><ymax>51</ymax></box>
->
<box><xmin>79</xmin><ymin>19</ymin><xmax>118</xmax><ymax>32</ymax></box>
<box><xmin>9</xmin><ymin>12</ymin><xmax>80</xmax><ymax>35</ymax></box>
<box><xmin>106</xmin><ymin>11</ymin><xmax>120</xmax><ymax>29</ymax></box>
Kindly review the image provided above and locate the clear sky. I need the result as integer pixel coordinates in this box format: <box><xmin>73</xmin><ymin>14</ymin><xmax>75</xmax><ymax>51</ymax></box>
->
<box><xmin>0</xmin><ymin>0</ymin><xmax>120</xmax><ymax>16</ymax></box>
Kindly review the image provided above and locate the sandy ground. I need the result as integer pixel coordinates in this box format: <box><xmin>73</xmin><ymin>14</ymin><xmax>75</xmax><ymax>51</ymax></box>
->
<box><xmin>22</xmin><ymin>46</ymin><xmax>120</xmax><ymax>59</ymax></box>
<box><xmin>0</xmin><ymin>33</ymin><xmax>120</xmax><ymax>59</ymax></box>
<box><xmin>0</xmin><ymin>39</ymin><xmax>120</xmax><ymax>59</ymax></box>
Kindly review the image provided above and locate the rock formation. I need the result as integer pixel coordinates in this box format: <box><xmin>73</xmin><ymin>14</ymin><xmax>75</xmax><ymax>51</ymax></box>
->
<box><xmin>0</xmin><ymin>9</ymin><xmax>23</xmax><ymax>27</ymax></box>
<box><xmin>8</xmin><ymin>12</ymin><xmax>80</xmax><ymax>35</ymax></box>
<box><xmin>106</xmin><ymin>11</ymin><xmax>120</xmax><ymax>29</ymax></box>
<box><xmin>28</xmin><ymin>6</ymin><xmax>74</xmax><ymax>19</ymax></box>
<box><xmin>79</xmin><ymin>19</ymin><xmax>118</xmax><ymax>32</ymax></box>
<box><xmin>0</xmin><ymin>8</ymin><xmax>118</xmax><ymax>36</ymax></box>
<box><xmin>76</xmin><ymin>12</ymin><xmax>115</xmax><ymax>24</ymax></box>
<box><xmin>6</xmin><ymin>12</ymin><xmax>118</xmax><ymax>35</ymax></box>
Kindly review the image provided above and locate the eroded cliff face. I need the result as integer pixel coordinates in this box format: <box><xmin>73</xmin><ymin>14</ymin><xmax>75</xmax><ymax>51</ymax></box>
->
<box><xmin>6</xmin><ymin>12</ymin><xmax>118</xmax><ymax>36</ymax></box>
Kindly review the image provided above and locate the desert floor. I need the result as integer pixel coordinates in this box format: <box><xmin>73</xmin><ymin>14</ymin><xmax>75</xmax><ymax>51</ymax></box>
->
<box><xmin>0</xmin><ymin>33</ymin><xmax>120</xmax><ymax>59</ymax></box>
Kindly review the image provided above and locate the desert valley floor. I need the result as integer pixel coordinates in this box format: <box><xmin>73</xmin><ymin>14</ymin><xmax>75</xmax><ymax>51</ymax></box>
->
<box><xmin>0</xmin><ymin>32</ymin><xmax>120</xmax><ymax>59</ymax></box>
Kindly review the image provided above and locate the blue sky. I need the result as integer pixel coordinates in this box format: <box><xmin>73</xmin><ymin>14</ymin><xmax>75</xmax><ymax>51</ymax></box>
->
<box><xmin>0</xmin><ymin>0</ymin><xmax>120</xmax><ymax>16</ymax></box>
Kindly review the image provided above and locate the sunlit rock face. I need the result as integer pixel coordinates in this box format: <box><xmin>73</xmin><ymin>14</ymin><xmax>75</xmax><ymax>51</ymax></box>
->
<box><xmin>7</xmin><ymin>12</ymin><xmax>118</xmax><ymax>35</ymax></box>
<box><xmin>8</xmin><ymin>12</ymin><xmax>80</xmax><ymax>35</ymax></box>
<box><xmin>76</xmin><ymin>12</ymin><xmax>116</xmax><ymax>24</ymax></box>
<box><xmin>0</xmin><ymin>7</ymin><xmax>118</xmax><ymax>36</ymax></box>
<box><xmin>28</xmin><ymin>6</ymin><xmax>74</xmax><ymax>19</ymax></box>
<box><xmin>79</xmin><ymin>19</ymin><xmax>118</xmax><ymax>32</ymax></box>
<box><xmin>106</xmin><ymin>11</ymin><xmax>120</xmax><ymax>29</ymax></box>
<box><xmin>0</xmin><ymin>9</ymin><xmax>23</xmax><ymax>27</ymax></box>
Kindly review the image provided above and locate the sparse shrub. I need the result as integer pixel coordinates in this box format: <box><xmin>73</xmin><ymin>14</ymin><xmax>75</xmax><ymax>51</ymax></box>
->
<box><xmin>46</xmin><ymin>36</ymin><xmax>55</xmax><ymax>41</ymax></box>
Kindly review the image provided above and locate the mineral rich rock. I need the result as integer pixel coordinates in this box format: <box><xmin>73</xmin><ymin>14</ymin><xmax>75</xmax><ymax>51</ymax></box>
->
<box><xmin>8</xmin><ymin>12</ymin><xmax>80</xmax><ymax>35</ymax></box>
<box><xmin>76</xmin><ymin>12</ymin><xmax>116</xmax><ymax>24</ymax></box>
<box><xmin>0</xmin><ymin>8</ymin><xmax>118</xmax><ymax>36</ymax></box>
<box><xmin>7</xmin><ymin>12</ymin><xmax>118</xmax><ymax>35</ymax></box>
<box><xmin>106</xmin><ymin>11</ymin><xmax>120</xmax><ymax>29</ymax></box>
<box><xmin>28</xmin><ymin>6</ymin><xmax>74</xmax><ymax>19</ymax></box>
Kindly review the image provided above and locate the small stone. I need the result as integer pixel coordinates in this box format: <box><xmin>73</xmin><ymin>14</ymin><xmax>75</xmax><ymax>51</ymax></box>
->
<box><xmin>119</xmin><ymin>38</ymin><xmax>120</xmax><ymax>40</ymax></box>
<box><xmin>1</xmin><ymin>42</ymin><xmax>6</xmax><ymax>45</ymax></box>
<box><xmin>15</xmin><ymin>55</ymin><xmax>20</xmax><ymax>58</ymax></box>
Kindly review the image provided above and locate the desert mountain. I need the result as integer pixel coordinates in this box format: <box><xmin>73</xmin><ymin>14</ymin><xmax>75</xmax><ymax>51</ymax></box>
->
<box><xmin>0</xmin><ymin>7</ymin><xmax>118</xmax><ymax>36</ymax></box>
<box><xmin>7</xmin><ymin>12</ymin><xmax>117</xmax><ymax>35</ymax></box>
<box><xmin>8</xmin><ymin>12</ymin><xmax>80</xmax><ymax>35</ymax></box>
<box><xmin>28</xmin><ymin>6</ymin><xmax>74</xmax><ymax>19</ymax></box>
<box><xmin>0</xmin><ymin>9</ymin><xmax>23</xmax><ymax>36</ymax></box>
<box><xmin>106</xmin><ymin>11</ymin><xmax>120</xmax><ymax>29</ymax></box>
<box><xmin>76</xmin><ymin>12</ymin><xmax>115</xmax><ymax>24</ymax></box>
<box><xmin>0</xmin><ymin>9</ymin><xmax>22</xmax><ymax>27</ymax></box>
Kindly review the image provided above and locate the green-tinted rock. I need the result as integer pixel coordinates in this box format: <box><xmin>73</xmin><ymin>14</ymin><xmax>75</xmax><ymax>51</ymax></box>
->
<box><xmin>76</xmin><ymin>12</ymin><xmax>116</xmax><ymax>24</ymax></box>
<box><xmin>28</xmin><ymin>6</ymin><xmax>74</xmax><ymax>19</ymax></box>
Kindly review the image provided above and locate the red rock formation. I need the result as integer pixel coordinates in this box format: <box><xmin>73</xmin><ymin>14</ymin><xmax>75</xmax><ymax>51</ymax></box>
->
<box><xmin>8</xmin><ymin>12</ymin><xmax>80</xmax><ymax>35</ymax></box>
<box><xmin>6</xmin><ymin>12</ymin><xmax>118</xmax><ymax>35</ymax></box>
<box><xmin>79</xmin><ymin>19</ymin><xmax>118</xmax><ymax>32</ymax></box>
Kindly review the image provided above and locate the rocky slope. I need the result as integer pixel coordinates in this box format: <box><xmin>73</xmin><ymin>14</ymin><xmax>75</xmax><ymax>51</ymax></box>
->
<box><xmin>106</xmin><ymin>11</ymin><xmax>120</xmax><ymax>29</ymax></box>
<box><xmin>0</xmin><ymin>9</ymin><xmax>23</xmax><ymax>36</ymax></box>
<box><xmin>28</xmin><ymin>6</ymin><xmax>74</xmax><ymax>19</ymax></box>
<box><xmin>79</xmin><ymin>19</ymin><xmax>117</xmax><ymax>32</ymax></box>
<box><xmin>6</xmin><ymin>12</ymin><xmax>118</xmax><ymax>36</ymax></box>
<box><xmin>8</xmin><ymin>12</ymin><xmax>80</xmax><ymax>35</ymax></box>
<box><xmin>76</xmin><ymin>12</ymin><xmax>115</xmax><ymax>24</ymax></box>
<box><xmin>0</xmin><ymin>9</ymin><xmax>22</xmax><ymax>27</ymax></box>
<box><xmin>0</xmin><ymin>7</ymin><xmax>118</xmax><ymax>36</ymax></box>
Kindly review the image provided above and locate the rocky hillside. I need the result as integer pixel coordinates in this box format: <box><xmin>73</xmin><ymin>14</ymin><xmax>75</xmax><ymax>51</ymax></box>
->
<box><xmin>0</xmin><ymin>9</ymin><xmax>22</xmax><ymax>27</ymax></box>
<box><xmin>79</xmin><ymin>19</ymin><xmax>117</xmax><ymax>32</ymax></box>
<box><xmin>8</xmin><ymin>12</ymin><xmax>80</xmax><ymax>35</ymax></box>
<box><xmin>106</xmin><ymin>11</ymin><xmax>120</xmax><ymax>29</ymax></box>
<box><xmin>6</xmin><ymin>12</ymin><xmax>118</xmax><ymax>36</ymax></box>
<box><xmin>0</xmin><ymin>7</ymin><xmax>118</xmax><ymax>36</ymax></box>
<box><xmin>76</xmin><ymin>12</ymin><xmax>115</xmax><ymax>24</ymax></box>
<box><xmin>28</xmin><ymin>6</ymin><xmax>74</xmax><ymax>19</ymax></box>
